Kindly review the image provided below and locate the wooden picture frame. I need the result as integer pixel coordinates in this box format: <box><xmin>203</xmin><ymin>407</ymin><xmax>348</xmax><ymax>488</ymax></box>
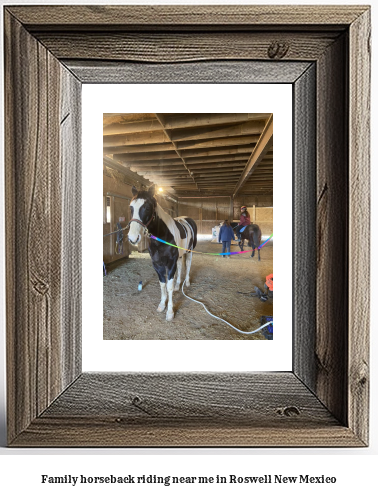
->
<box><xmin>4</xmin><ymin>5</ymin><xmax>370</xmax><ymax>447</ymax></box>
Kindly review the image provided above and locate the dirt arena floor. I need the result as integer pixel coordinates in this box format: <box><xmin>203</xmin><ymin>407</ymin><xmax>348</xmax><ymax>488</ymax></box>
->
<box><xmin>103</xmin><ymin>238</ymin><xmax>273</xmax><ymax>340</ymax></box>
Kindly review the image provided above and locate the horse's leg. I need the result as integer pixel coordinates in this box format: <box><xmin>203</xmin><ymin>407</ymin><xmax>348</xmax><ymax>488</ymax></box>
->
<box><xmin>174</xmin><ymin>256</ymin><xmax>183</xmax><ymax>291</ymax></box>
<box><xmin>251</xmin><ymin>243</ymin><xmax>255</xmax><ymax>258</ymax></box>
<box><xmin>153</xmin><ymin>263</ymin><xmax>167</xmax><ymax>312</ymax></box>
<box><xmin>258</xmin><ymin>248</ymin><xmax>261</xmax><ymax>261</ymax></box>
<box><xmin>184</xmin><ymin>251</ymin><xmax>193</xmax><ymax>286</ymax></box>
<box><xmin>158</xmin><ymin>282</ymin><xmax>167</xmax><ymax>311</ymax></box>
<box><xmin>166</xmin><ymin>262</ymin><xmax>177</xmax><ymax>321</ymax></box>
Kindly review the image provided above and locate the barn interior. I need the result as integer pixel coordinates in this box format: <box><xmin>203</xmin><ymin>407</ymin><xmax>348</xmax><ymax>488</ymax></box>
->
<box><xmin>103</xmin><ymin>113</ymin><xmax>273</xmax><ymax>340</ymax></box>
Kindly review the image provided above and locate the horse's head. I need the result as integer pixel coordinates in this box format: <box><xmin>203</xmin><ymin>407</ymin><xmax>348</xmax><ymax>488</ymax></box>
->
<box><xmin>128</xmin><ymin>185</ymin><xmax>156</xmax><ymax>245</ymax></box>
<box><xmin>230</xmin><ymin>222</ymin><xmax>238</xmax><ymax>232</ymax></box>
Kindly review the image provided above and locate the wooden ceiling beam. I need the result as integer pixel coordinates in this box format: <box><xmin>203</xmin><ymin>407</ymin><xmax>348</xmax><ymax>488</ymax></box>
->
<box><xmin>233</xmin><ymin>115</ymin><xmax>273</xmax><ymax>196</ymax></box>
<box><xmin>143</xmin><ymin>173</ymin><xmax>192</xmax><ymax>179</ymax></box>
<box><xmin>103</xmin><ymin>113</ymin><xmax>156</xmax><ymax>127</ymax></box>
<box><xmin>103</xmin><ymin>118</ymin><xmax>161</xmax><ymax>136</ymax></box>
<box><xmin>131</xmin><ymin>170</ymin><xmax>189</xmax><ymax>176</ymax></box>
<box><xmin>128</xmin><ymin>166</ymin><xmax>185</xmax><ymax>174</ymax></box>
<box><xmin>104</xmin><ymin>143</ymin><xmax>175</xmax><ymax>154</ymax></box>
<box><xmin>195</xmin><ymin>172</ymin><xmax>242</xmax><ymax>178</ymax></box>
<box><xmin>196</xmin><ymin>182</ymin><xmax>238</xmax><ymax>186</ymax></box>
<box><xmin>159</xmin><ymin>113</ymin><xmax>270</xmax><ymax>130</ymax></box>
<box><xmin>171</xmin><ymin>121</ymin><xmax>265</xmax><ymax>142</ymax></box>
<box><xmin>186</xmin><ymin>155</ymin><xmax>251</xmax><ymax>165</ymax></box>
<box><xmin>104</xmin><ymin>130</ymin><xmax>172</xmax><ymax>147</ymax></box>
<box><xmin>113</xmin><ymin>152</ymin><xmax>180</xmax><ymax>162</ymax></box>
<box><xmin>196</xmin><ymin>180</ymin><xmax>240</xmax><ymax>184</ymax></box>
<box><xmin>248</xmin><ymin>174</ymin><xmax>274</xmax><ymax>178</ymax></box>
<box><xmin>180</xmin><ymin>146</ymin><xmax>255</xmax><ymax>158</ymax></box>
<box><xmin>153</xmin><ymin>178</ymin><xmax>196</xmax><ymax>183</ymax></box>
<box><xmin>190</xmin><ymin>168</ymin><xmax>245</xmax><ymax>175</ymax></box>
<box><xmin>176</xmin><ymin>135</ymin><xmax>259</xmax><ymax>150</ymax></box>
<box><xmin>188</xmin><ymin>162</ymin><xmax>248</xmax><ymax>169</ymax></box>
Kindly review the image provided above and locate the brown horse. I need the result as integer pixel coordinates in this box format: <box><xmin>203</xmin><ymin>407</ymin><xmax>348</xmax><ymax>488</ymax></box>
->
<box><xmin>231</xmin><ymin>223</ymin><xmax>262</xmax><ymax>260</ymax></box>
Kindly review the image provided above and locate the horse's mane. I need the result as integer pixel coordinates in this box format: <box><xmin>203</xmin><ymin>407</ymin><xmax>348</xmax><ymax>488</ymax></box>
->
<box><xmin>155</xmin><ymin>203</ymin><xmax>182</xmax><ymax>242</ymax></box>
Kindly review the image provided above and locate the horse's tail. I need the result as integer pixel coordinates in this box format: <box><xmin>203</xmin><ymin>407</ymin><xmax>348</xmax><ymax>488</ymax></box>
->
<box><xmin>253</xmin><ymin>226</ymin><xmax>262</xmax><ymax>248</ymax></box>
<box><xmin>249</xmin><ymin>225</ymin><xmax>261</xmax><ymax>249</ymax></box>
<box><xmin>185</xmin><ymin>218</ymin><xmax>197</xmax><ymax>250</ymax></box>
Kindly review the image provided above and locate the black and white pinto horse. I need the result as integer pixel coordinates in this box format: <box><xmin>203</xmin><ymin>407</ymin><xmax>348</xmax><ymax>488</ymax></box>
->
<box><xmin>128</xmin><ymin>185</ymin><xmax>197</xmax><ymax>321</ymax></box>
<box><xmin>231</xmin><ymin>222</ymin><xmax>262</xmax><ymax>260</ymax></box>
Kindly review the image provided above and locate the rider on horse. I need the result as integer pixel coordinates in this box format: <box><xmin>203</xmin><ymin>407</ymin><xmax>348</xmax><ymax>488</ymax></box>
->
<box><xmin>234</xmin><ymin>206</ymin><xmax>251</xmax><ymax>241</ymax></box>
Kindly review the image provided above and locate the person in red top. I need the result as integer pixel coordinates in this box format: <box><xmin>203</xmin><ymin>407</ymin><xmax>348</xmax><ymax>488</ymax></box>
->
<box><xmin>235</xmin><ymin>206</ymin><xmax>251</xmax><ymax>240</ymax></box>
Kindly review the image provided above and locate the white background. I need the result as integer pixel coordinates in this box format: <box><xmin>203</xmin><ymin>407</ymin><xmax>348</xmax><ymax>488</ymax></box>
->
<box><xmin>0</xmin><ymin>0</ymin><xmax>377</xmax><ymax>498</ymax></box>
<box><xmin>83</xmin><ymin>83</ymin><xmax>292</xmax><ymax>372</ymax></box>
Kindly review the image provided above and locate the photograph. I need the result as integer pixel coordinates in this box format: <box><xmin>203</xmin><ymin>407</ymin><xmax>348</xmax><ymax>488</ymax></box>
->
<box><xmin>103</xmin><ymin>113</ymin><xmax>273</xmax><ymax>340</ymax></box>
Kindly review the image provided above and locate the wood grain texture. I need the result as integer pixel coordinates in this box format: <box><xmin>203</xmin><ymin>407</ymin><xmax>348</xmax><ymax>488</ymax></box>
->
<box><xmin>348</xmin><ymin>9</ymin><xmax>371</xmax><ymax>445</ymax></box>
<box><xmin>11</xmin><ymin>373</ymin><xmax>362</xmax><ymax>447</ymax></box>
<box><xmin>37</xmin><ymin>32</ymin><xmax>339</xmax><ymax>63</ymax></box>
<box><xmin>293</xmin><ymin>65</ymin><xmax>317</xmax><ymax>390</ymax></box>
<box><xmin>65</xmin><ymin>60</ymin><xmax>311</xmax><ymax>84</ymax></box>
<box><xmin>7</xmin><ymin>5</ymin><xmax>367</xmax><ymax>29</ymax></box>
<box><xmin>60</xmin><ymin>65</ymin><xmax>82</xmax><ymax>389</ymax></box>
<box><xmin>41</xmin><ymin>373</ymin><xmax>334</xmax><ymax>421</ymax></box>
<box><xmin>316</xmin><ymin>34</ymin><xmax>348</xmax><ymax>426</ymax></box>
<box><xmin>4</xmin><ymin>11</ymin><xmax>81</xmax><ymax>444</ymax></box>
<box><xmin>11</xmin><ymin>419</ymin><xmax>363</xmax><ymax>448</ymax></box>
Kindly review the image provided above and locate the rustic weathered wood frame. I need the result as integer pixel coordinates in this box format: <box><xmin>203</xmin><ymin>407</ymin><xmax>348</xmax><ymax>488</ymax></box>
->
<box><xmin>4</xmin><ymin>5</ymin><xmax>370</xmax><ymax>447</ymax></box>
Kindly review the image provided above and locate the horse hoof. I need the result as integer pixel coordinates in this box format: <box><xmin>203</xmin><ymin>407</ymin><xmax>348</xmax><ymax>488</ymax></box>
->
<box><xmin>174</xmin><ymin>284</ymin><xmax>180</xmax><ymax>291</ymax></box>
<box><xmin>185</xmin><ymin>280</ymin><xmax>190</xmax><ymax>287</ymax></box>
<box><xmin>166</xmin><ymin>311</ymin><xmax>174</xmax><ymax>321</ymax></box>
<box><xmin>157</xmin><ymin>304</ymin><xmax>166</xmax><ymax>312</ymax></box>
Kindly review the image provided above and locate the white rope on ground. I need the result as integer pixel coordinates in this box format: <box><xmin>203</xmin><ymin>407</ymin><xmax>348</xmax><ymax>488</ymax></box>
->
<box><xmin>181</xmin><ymin>282</ymin><xmax>273</xmax><ymax>336</ymax></box>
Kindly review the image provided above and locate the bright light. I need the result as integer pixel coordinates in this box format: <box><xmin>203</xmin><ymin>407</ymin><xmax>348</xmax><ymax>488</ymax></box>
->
<box><xmin>158</xmin><ymin>187</ymin><xmax>163</xmax><ymax>192</ymax></box>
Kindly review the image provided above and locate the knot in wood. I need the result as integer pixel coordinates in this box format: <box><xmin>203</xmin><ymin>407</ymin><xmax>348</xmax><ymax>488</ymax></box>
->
<box><xmin>359</xmin><ymin>376</ymin><xmax>367</xmax><ymax>387</ymax></box>
<box><xmin>268</xmin><ymin>42</ymin><xmax>289</xmax><ymax>59</ymax></box>
<box><xmin>33</xmin><ymin>279</ymin><xmax>49</xmax><ymax>295</ymax></box>
<box><xmin>132</xmin><ymin>396</ymin><xmax>142</xmax><ymax>406</ymax></box>
<box><xmin>276</xmin><ymin>406</ymin><xmax>300</xmax><ymax>417</ymax></box>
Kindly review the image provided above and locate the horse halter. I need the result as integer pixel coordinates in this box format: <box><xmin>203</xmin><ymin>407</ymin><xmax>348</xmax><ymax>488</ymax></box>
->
<box><xmin>128</xmin><ymin>212</ymin><xmax>155</xmax><ymax>235</ymax></box>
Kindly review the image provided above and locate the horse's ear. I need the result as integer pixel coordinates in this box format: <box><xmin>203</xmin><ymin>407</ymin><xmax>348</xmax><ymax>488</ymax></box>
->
<box><xmin>148</xmin><ymin>185</ymin><xmax>155</xmax><ymax>197</ymax></box>
<box><xmin>131</xmin><ymin>186</ymin><xmax>138</xmax><ymax>197</ymax></box>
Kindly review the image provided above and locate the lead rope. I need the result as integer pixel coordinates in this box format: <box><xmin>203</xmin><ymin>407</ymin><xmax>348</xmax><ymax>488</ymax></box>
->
<box><xmin>181</xmin><ymin>282</ymin><xmax>272</xmax><ymax>335</ymax></box>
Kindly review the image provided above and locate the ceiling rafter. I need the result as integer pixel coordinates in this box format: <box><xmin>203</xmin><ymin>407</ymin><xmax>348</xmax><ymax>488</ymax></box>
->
<box><xmin>155</xmin><ymin>113</ymin><xmax>200</xmax><ymax>191</ymax></box>
<box><xmin>233</xmin><ymin>114</ymin><xmax>273</xmax><ymax>197</ymax></box>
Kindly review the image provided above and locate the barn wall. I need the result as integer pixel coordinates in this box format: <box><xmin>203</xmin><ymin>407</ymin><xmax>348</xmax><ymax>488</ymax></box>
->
<box><xmin>177</xmin><ymin>196</ymin><xmax>230</xmax><ymax>235</ymax></box>
<box><xmin>178</xmin><ymin>195</ymin><xmax>273</xmax><ymax>236</ymax></box>
<box><xmin>103</xmin><ymin>166</ymin><xmax>149</xmax><ymax>263</ymax></box>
